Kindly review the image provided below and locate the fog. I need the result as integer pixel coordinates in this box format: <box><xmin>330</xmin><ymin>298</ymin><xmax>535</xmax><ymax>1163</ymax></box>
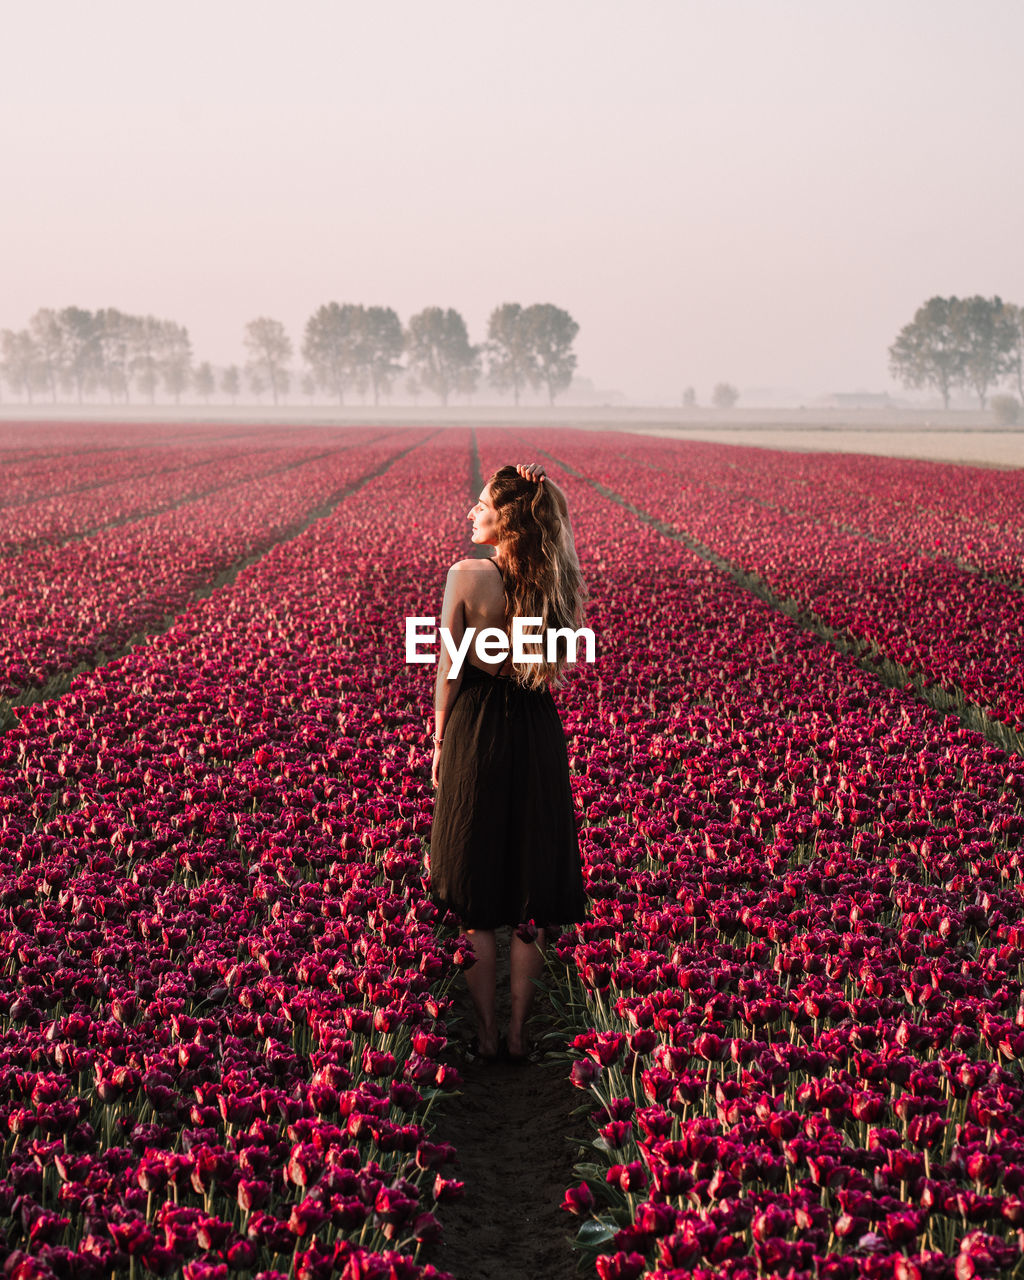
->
<box><xmin>2</xmin><ymin>0</ymin><xmax>1022</xmax><ymax>405</ymax></box>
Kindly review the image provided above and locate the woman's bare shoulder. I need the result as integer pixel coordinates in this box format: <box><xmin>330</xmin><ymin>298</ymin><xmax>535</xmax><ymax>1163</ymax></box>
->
<box><xmin>446</xmin><ymin>557</ymin><xmax>500</xmax><ymax>577</ymax></box>
<box><xmin>445</xmin><ymin>557</ymin><xmax>501</xmax><ymax>601</ymax></box>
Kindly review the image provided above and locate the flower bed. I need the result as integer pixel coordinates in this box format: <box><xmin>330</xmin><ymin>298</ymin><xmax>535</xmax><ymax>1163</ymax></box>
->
<box><xmin>524</xmin><ymin>432</ymin><xmax>1024</xmax><ymax>733</ymax></box>
<box><xmin>3</xmin><ymin>426</ymin><xmax>1023</xmax><ymax>1279</ymax></box>
<box><xmin>0</xmin><ymin>429</ymin><xmax>425</xmax><ymax>701</ymax></box>
<box><xmin>0</xmin><ymin>425</ymin><xmax>284</xmax><ymax>507</ymax></box>
<box><xmin>474</xmin><ymin>448</ymin><xmax>1024</xmax><ymax>1280</ymax></box>
<box><xmin>0</xmin><ymin>430</ymin><xmax>478</xmax><ymax>1279</ymax></box>
<box><xmin>0</xmin><ymin>434</ymin><xmax>356</xmax><ymax>554</ymax></box>
<box><xmin>610</xmin><ymin>439</ymin><xmax>1024</xmax><ymax>585</ymax></box>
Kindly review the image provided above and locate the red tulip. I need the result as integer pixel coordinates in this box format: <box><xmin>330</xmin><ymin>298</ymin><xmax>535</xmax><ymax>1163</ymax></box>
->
<box><xmin>561</xmin><ymin>1183</ymin><xmax>596</xmax><ymax>1215</ymax></box>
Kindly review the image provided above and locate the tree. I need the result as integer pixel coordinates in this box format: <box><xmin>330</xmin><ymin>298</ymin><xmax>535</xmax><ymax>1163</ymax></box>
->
<box><xmin>363</xmin><ymin>306</ymin><xmax>404</xmax><ymax>405</ymax></box>
<box><xmin>682</xmin><ymin>386</ymin><xmax>697</xmax><ymax>407</ymax></box>
<box><xmin>485</xmin><ymin>303</ymin><xmax>539</xmax><ymax>406</ymax></box>
<box><xmin>1006</xmin><ymin>304</ymin><xmax>1024</xmax><ymax>403</ymax></box>
<box><xmin>890</xmin><ymin>295</ymin><xmax>1018</xmax><ymax>409</ymax></box>
<box><xmin>194</xmin><ymin>362</ymin><xmax>215</xmax><ymax>402</ymax></box>
<box><xmin>522</xmin><ymin>303</ymin><xmax>578</xmax><ymax>405</ymax></box>
<box><xmin>1</xmin><ymin>329</ymin><xmax>40</xmax><ymax>401</ymax></box>
<box><xmin>712</xmin><ymin>382</ymin><xmax>739</xmax><ymax>409</ymax></box>
<box><xmin>404</xmin><ymin>307</ymin><xmax>479</xmax><ymax>406</ymax></box>
<box><xmin>95</xmin><ymin>309</ymin><xmax>136</xmax><ymax>403</ymax></box>
<box><xmin>301</xmin><ymin>370</ymin><xmax>317</xmax><ymax>403</ymax></box>
<box><xmin>888</xmin><ymin>297</ymin><xmax>967</xmax><ymax>409</ymax></box>
<box><xmin>28</xmin><ymin>309</ymin><xmax>65</xmax><ymax>403</ymax></box>
<box><xmin>456</xmin><ymin>362</ymin><xmax>479</xmax><ymax>404</ymax></box>
<box><xmin>221</xmin><ymin>365</ymin><xmax>241</xmax><ymax>403</ymax></box>
<box><xmin>302</xmin><ymin>303</ymin><xmax>364</xmax><ymax>405</ymax></box>
<box><xmin>953</xmin><ymin>295</ymin><xmax>1017</xmax><ymax>410</ymax></box>
<box><xmin>0</xmin><ymin>306</ymin><xmax>203</xmax><ymax>404</ymax></box>
<box><xmin>244</xmin><ymin>317</ymin><xmax>292</xmax><ymax>405</ymax></box>
<box><xmin>990</xmin><ymin>394</ymin><xmax>1020</xmax><ymax>425</ymax></box>
<box><xmin>131</xmin><ymin>315</ymin><xmax>165</xmax><ymax>404</ymax></box>
<box><xmin>58</xmin><ymin>307</ymin><xmax>100</xmax><ymax>403</ymax></box>
<box><xmin>161</xmin><ymin>322</ymin><xmax>192</xmax><ymax>404</ymax></box>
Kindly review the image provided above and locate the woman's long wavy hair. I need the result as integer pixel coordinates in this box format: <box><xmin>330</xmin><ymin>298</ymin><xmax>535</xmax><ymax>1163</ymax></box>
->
<box><xmin>488</xmin><ymin>465</ymin><xmax>588</xmax><ymax>690</ymax></box>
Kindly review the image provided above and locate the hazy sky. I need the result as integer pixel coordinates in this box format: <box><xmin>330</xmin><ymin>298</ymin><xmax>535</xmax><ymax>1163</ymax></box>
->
<box><xmin>2</xmin><ymin>1</ymin><xmax>1022</xmax><ymax>403</ymax></box>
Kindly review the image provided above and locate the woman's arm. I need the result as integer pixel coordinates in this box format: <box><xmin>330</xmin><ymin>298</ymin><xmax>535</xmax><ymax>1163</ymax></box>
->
<box><xmin>431</xmin><ymin>564</ymin><xmax>468</xmax><ymax>787</ymax></box>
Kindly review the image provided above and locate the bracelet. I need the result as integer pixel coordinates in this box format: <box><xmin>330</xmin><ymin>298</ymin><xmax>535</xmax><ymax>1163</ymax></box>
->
<box><xmin>432</xmin><ymin>734</ymin><xmax>443</xmax><ymax>746</ymax></box>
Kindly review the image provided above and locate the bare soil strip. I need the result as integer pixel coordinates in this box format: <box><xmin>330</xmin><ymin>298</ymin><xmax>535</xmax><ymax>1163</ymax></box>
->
<box><xmin>612</xmin><ymin>421</ymin><xmax>1024</xmax><ymax>469</ymax></box>
<box><xmin>470</xmin><ymin>429</ymin><xmax>484</xmax><ymax>510</ymax></box>
<box><xmin>426</xmin><ymin>933</ymin><xmax>587</xmax><ymax>1280</ymax></box>
<box><xmin>531</xmin><ymin>442</ymin><xmax>1024</xmax><ymax>759</ymax></box>
<box><xmin>422</xmin><ymin>436</ymin><xmax>588</xmax><ymax>1278</ymax></box>
<box><xmin>0</xmin><ymin>430</ymin><xmax>436</xmax><ymax>730</ymax></box>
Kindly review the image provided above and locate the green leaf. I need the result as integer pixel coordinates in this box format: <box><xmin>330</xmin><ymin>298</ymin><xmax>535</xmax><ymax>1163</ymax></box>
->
<box><xmin>575</xmin><ymin>1219</ymin><xmax>617</xmax><ymax>1247</ymax></box>
<box><xmin>574</xmin><ymin>1161</ymin><xmax>608</xmax><ymax>1181</ymax></box>
<box><xmin>539</xmin><ymin>1029</ymin><xmax>569</xmax><ymax>1047</ymax></box>
<box><xmin>420</xmin><ymin>1087</ymin><xmax>453</xmax><ymax>1102</ymax></box>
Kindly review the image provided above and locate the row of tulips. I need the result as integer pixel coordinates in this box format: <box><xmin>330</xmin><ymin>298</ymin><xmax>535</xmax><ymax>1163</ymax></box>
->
<box><xmin>604</xmin><ymin>439</ymin><xmax>1024</xmax><ymax>587</ymax></box>
<box><xmin>0</xmin><ymin>428</ymin><xmax>424</xmax><ymax>702</ymax></box>
<box><xmin>0</xmin><ymin>425</ymin><xmax>275</xmax><ymax>506</ymax></box>
<box><xmin>485</xmin><ymin>433</ymin><xmax>1024</xmax><ymax>1279</ymax></box>
<box><xmin>526</xmin><ymin>432</ymin><xmax>1024</xmax><ymax>734</ymax></box>
<box><xmin>0</xmin><ymin>434</ymin><xmax>357</xmax><ymax>555</ymax></box>
<box><xmin>0</xmin><ymin>430</ymin><xmax>484</xmax><ymax>1279</ymax></box>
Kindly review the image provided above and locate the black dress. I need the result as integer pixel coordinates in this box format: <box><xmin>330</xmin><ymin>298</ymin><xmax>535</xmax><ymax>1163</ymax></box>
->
<box><xmin>428</xmin><ymin>559</ymin><xmax>587</xmax><ymax>930</ymax></box>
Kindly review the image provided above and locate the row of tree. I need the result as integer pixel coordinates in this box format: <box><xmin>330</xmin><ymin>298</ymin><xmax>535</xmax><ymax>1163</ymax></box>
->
<box><xmin>0</xmin><ymin>308</ymin><xmax>194</xmax><ymax>405</ymax></box>
<box><xmin>888</xmin><ymin>296</ymin><xmax>1024</xmax><ymax>410</ymax></box>
<box><xmin>0</xmin><ymin>302</ymin><xmax>580</xmax><ymax>407</ymax></box>
<box><xmin>252</xmin><ymin>302</ymin><xmax>578</xmax><ymax>406</ymax></box>
<box><xmin>682</xmin><ymin>383</ymin><xmax>740</xmax><ymax>409</ymax></box>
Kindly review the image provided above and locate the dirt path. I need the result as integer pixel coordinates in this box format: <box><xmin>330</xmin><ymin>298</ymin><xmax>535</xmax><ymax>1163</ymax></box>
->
<box><xmin>426</xmin><ymin>439</ymin><xmax>590</xmax><ymax>1278</ymax></box>
<box><xmin>427</xmin><ymin>930</ymin><xmax>588</xmax><ymax>1280</ymax></box>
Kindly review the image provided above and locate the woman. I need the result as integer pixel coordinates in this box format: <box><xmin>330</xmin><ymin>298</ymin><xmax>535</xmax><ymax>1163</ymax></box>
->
<box><xmin>428</xmin><ymin>462</ymin><xmax>588</xmax><ymax>1062</ymax></box>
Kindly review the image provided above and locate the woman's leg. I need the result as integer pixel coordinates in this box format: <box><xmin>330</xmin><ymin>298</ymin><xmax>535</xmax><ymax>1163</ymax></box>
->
<box><xmin>508</xmin><ymin>927</ymin><xmax>546</xmax><ymax>1057</ymax></box>
<box><xmin>464</xmin><ymin>929</ymin><xmax>498</xmax><ymax>1056</ymax></box>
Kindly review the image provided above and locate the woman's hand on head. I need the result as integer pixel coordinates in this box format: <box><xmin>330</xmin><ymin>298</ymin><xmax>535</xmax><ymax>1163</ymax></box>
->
<box><xmin>516</xmin><ymin>462</ymin><xmax>545</xmax><ymax>483</ymax></box>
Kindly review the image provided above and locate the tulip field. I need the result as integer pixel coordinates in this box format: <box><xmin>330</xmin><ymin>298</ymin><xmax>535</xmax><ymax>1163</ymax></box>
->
<box><xmin>1</xmin><ymin>423</ymin><xmax>1024</xmax><ymax>1280</ymax></box>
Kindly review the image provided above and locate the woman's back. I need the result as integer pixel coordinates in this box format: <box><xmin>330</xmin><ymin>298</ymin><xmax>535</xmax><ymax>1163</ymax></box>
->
<box><xmin>429</xmin><ymin>460</ymin><xmax>587</xmax><ymax>1061</ymax></box>
<box><xmin>456</xmin><ymin>556</ymin><xmax>512</xmax><ymax>677</ymax></box>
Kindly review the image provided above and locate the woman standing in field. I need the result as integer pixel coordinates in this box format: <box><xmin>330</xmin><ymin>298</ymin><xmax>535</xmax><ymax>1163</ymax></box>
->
<box><xmin>429</xmin><ymin>462</ymin><xmax>588</xmax><ymax>1062</ymax></box>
